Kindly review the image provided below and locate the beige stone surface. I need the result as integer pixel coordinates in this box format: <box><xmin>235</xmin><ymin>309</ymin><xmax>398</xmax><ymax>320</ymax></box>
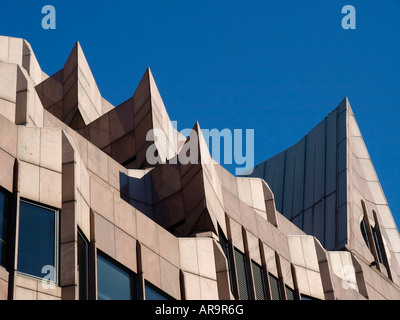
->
<box><xmin>182</xmin><ymin>271</ymin><xmax>201</xmax><ymax>300</ymax></box>
<box><xmin>14</xmin><ymin>287</ymin><xmax>37</xmax><ymax>300</ymax></box>
<box><xmin>196</xmin><ymin>238</ymin><xmax>217</xmax><ymax>280</ymax></box>
<box><xmin>179</xmin><ymin>239</ymin><xmax>199</xmax><ymax>275</ymax></box>
<box><xmin>160</xmin><ymin>258</ymin><xmax>180</xmax><ymax>299</ymax></box>
<box><xmin>1</xmin><ymin>36</ymin><xmax>399</xmax><ymax>301</ymax></box>
<box><xmin>39</xmin><ymin>167</ymin><xmax>62</xmax><ymax>208</ymax></box>
<box><xmin>19</xmin><ymin>160</ymin><xmax>40</xmax><ymax>201</ymax></box>
<box><xmin>95</xmin><ymin>214</ymin><xmax>115</xmax><ymax>258</ymax></box>
<box><xmin>137</xmin><ymin>212</ymin><xmax>159</xmax><ymax>254</ymax></box>
<box><xmin>0</xmin><ymin>279</ymin><xmax>7</xmax><ymax>300</ymax></box>
<box><xmin>0</xmin><ymin>148</ymin><xmax>15</xmax><ymax>192</ymax></box>
<box><xmin>115</xmin><ymin>228</ymin><xmax>137</xmax><ymax>272</ymax></box>
<box><xmin>141</xmin><ymin>246</ymin><xmax>161</xmax><ymax>288</ymax></box>
<box><xmin>0</xmin><ymin>62</ymin><xmax>17</xmax><ymax>103</ymax></box>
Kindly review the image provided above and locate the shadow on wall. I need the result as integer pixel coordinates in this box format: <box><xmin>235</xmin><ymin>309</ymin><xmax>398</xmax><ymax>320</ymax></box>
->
<box><xmin>119</xmin><ymin>171</ymin><xmax>154</xmax><ymax>221</ymax></box>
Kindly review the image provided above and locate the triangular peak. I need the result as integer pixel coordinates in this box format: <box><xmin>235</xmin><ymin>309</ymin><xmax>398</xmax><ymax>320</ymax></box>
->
<box><xmin>131</xmin><ymin>68</ymin><xmax>185</xmax><ymax>164</ymax></box>
<box><xmin>247</xmin><ymin>97</ymin><xmax>398</xmax><ymax>254</ymax></box>
<box><xmin>346</xmin><ymin>99</ymin><xmax>400</xmax><ymax>283</ymax></box>
<box><xmin>247</xmin><ymin>97</ymin><xmax>400</xmax><ymax>283</ymax></box>
<box><xmin>36</xmin><ymin>41</ymin><xmax>114</xmax><ymax>130</ymax></box>
<box><xmin>176</xmin><ymin>121</ymin><xmax>214</xmax><ymax>167</ymax></box>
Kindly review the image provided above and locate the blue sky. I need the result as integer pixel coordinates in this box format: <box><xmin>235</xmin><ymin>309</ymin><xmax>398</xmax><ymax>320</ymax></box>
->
<box><xmin>1</xmin><ymin>1</ymin><xmax>399</xmax><ymax>226</ymax></box>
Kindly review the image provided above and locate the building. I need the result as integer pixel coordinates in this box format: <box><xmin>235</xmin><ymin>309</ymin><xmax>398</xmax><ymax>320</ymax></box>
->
<box><xmin>0</xmin><ymin>35</ymin><xmax>399</xmax><ymax>300</ymax></box>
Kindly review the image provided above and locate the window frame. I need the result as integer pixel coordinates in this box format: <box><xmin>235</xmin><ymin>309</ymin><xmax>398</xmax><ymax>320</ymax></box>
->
<box><xmin>96</xmin><ymin>250</ymin><xmax>137</xmax><ymax>300</ymax></box>
<box><xmin>218</xmin><ymin>226</ymin><xmax>235</xmax><ymax>296</ymax></box>
<box><xmin>285</xmin><ymin>285</ymin><xmax>296</xmax><ymax>300</ymax></box>
<box><xmin>268</xmin><ymin>272</ymin><xmax>282</xmax><ymax>300</ymax></box>
<box><xmin>371</xmin><ymin>226</ymin><xmax>384</xmax><ymax>264</ymax></box>
<box><xmin>251</xmin><ymin>260</ymin><xmax>267</xmax><ymax>300</ymax></box>
<box><xmin>233</xmin><ymin>247</ymin><xmax>251</xmax><ymax>300</ymax></box>
<box><xmin>360</xmin><ymin>219</ymin><xmax>370</xmax><ymax>250</ymax></box>
<box><xmin>144</xmin><ymin>280</ymin><xmax>174</xmax><ymax>300</ymax></box>
<box><xmin>300</xmin><ymin>293</ymin><xmax>317</xmax><ymax>300</ymax></box>
<box><xmin>17</xmin><ymin>199</ymin><xmax>60</xmax><ymax>285</ymax></box>
<box><xmin>0</xmin><ymin>188</ymin><xmax>10</xmax><ymax>268</ymax></box>
<box><xmin>77</xmin><ymin>228</ymin><xmax>90</xmax><ymax>300</ymax></box>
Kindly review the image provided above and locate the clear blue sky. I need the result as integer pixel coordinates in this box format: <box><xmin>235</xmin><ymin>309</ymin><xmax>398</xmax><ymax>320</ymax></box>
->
<box><xmin>1</xmin><ymin>1</ymin><xmax>399</xmax><ymax>226</ymax></box>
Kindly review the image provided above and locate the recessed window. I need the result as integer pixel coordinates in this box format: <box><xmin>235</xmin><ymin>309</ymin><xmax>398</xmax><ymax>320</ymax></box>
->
<box><xmin>301</xmin><ymin>294</ymin><xmax>316</xmax><ymax>300</ymax></box>
<box><xmin>78</xmin><ymin>230</ymin><xmax>89</xmax><ymax>300</ymax></box>
<box><xmin>285</xmin><ymin>285</ymin><xmax>296</xmax><ymax>300</ymax></box>
<box><xmin>0</xmin><ymin>190</ymin><xmax>9</xmax><ymax>268</ymax></box>
<box><xmin>360</xmin><ymin>220</ymin><xmax>370</xmax><ymax>250</ymax></box>
<box><xmin>218</xmin><ymin>226</ymin><xmax>235</xmax><ymax>295</ymax></box>
<box><xmin>17</xmin><ymin>200</ymin><xmax>59</xmax><ymax>282</ymax></box>
<box><xmin>361</xmin><ymin>201</ymin><xmax>388</xmax><ymax>272</ymax></box>
<box><xmin>371</xmin><ymin>227</ymin><xmax>384</xmax><ymax>264</ymax></box>
<box><xmin>97</xmin><ymin>251</ymin><xmax>136</xmax><ymax>300</ymax></box>
<box><xmin>145</xmin><ymin>281</ymin><xmax>171</xmax><ymax>300</ymax></box>
<box><xmin>234</xmin><ymin>248</ymin><xmax>250</xmax><ymax>300</ymax></box>
<box><xmin>252</xmin><ymin>261</ymin><xmax>267</xmax><ymax>300</ymax></box>
<box><xmin>268</xmin><ymin>273</ymin><xmax>282</xmax><ymax>300</ymax></box>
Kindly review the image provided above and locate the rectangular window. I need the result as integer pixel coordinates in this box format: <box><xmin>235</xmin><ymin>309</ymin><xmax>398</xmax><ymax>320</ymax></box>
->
<box><xmin>97</xmin><ymin>251</ymin><xmax>136</xmax><ymax>300</ymax></box>
<box><xmin>234</xmin><ymin>248</ymin><xmax>250</xmax><ymax>300</ymax></box>
<box><xmin>285</xmin><ymin>285</ymin><xmax>296</xmax><ymax>300</ymax></box>
<box><xmin>301</xmin><ymin>294</ymin><xmax>316</xmax><ymax>300</ymax></box>
<box><xmin>252</xmin><ymin>261</ymin><xmax>267</xmax><ymax>300</ymax></box>
<box><xmin>78</xmin><ymin>230</ymin><xmax>89</xmax><ymax>300</ymax></box>
<box><xmin>372</xmin><ymin>227</ymin><xmax>384</xmax><ymax>264</ymax></box>
<box><xmin>268</xmin><ymin>273</ymin><xmax>282</xmax><ymax>300</ymax></box>
<box><xmin>0</xmin><ymin>190</ymin><xmax>9</xmax><ymax>268</ymax></box>
<box><xmin>145</xmin><ymin>281</ymin><xmax>171</xmax><ymax>300</ymax></box>
<box><xmin>218</xmin><ymin>227</ymin><xmax>235</xmax><ymax>295</ymax></box>
<box><xmin>360</xmin><ymin>220</ymin><xmax>370</xmax><ymax>250</ymax></box>
<box><xmin>17</xmin><ymin>200</ymin><xmax>59</xmax><ymax>282</ymax></box>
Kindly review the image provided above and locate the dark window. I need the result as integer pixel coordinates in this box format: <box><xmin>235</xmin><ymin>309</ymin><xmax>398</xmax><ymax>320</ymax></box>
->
<box><xmin>268</xmin><ymin>273</ymin><xmax>282</xmax><ymax>300</ymax></box>
<box><xmin>145</xmin><ymin>281</ymin><xmax>171</xmax><ymax>300</ymax></box>
<box><xmin>234</xmin><ymin>248</ymin><xmax>250</xmax><ymax>300</ymax></box>
<box><xmin>0</xmin><ymin>190</ymin><xmax>9</xmax><ymax>268</ymax></box>
<box><xmin>360</xmin><ymin>220</ymin><xmax>370</xmax><ymax>249</ymax></box>
<box><xmin>285</xmin><ymin>285</ymin><xmax>296</xmax><ymax>300</ymax></box>
<box><xmin>78</xmin><ymin>230</ymin><xmax>89</xmax><ymax>300</ymax></box>
<box><xmin>218</xmin><ymin>227</ymin><xmax>235</xmax><ymax>295</ymax></box>
<box><xmin>252</xmin><ymin>261</ymin><xmax>267</xmax><ymax>300</ymax></box>
<box><xmin>17</xmin><ymin>200</ymin><xmax>58</xmax><ymax>281</ymax></box>
<box><xmin>301</xmin><ymin>294</ymin><xmax>316</xmax><ymax>300</ymax></box>
<box><xmin>371</xmin><ymin>227</ymin><xmax>384</xmax><ymax>264</ymax></box>
<box><xmin>97</xmin><ymin>252</ymin><xmax>136</xmax><ymax>300</ymax></box>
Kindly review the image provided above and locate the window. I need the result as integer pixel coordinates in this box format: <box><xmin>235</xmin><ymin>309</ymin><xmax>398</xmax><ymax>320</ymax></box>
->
<box><xmin>361</xmin><ymin>201</ymin><xmax>389</xmax><ymax>272</ymax></box>
<box><xmin>301</xmin><ymin>294</ymin><xmax>317</xmax><ymax>300</ymax></box>
<box><xmin>78</xmin><ymin>230</ymin><xmax>89</xmax><ymax>300</ymax></box>
<box><xmin>234</xmin><ymin>248</ymin><xmax>250</xmax><ymax>300</ymax></box>
<box><xmin>360</xmin><ymin>220</ymin><xmax>370</xmax><ymax>250</ymax></box>
<box><xmin>97</xmin><ymin>252</ymin><xmax>136</xmax><ymax>300</ymax></box>
<box><xmin>17</xmin><ymin>200</ymin><xmax>59</xmax><ymax>282</ymax></box>
<box><xmin>268</xmin><ymin>273</ymin><xmax>282</xmax><ymax>300</ymax></box>
<box><xmin>218</xmin><ymin>227</ymin><xmax>235</xmax><ymax>295</ymax></box>
<box><xmin>0</xmin><ymin>190</ymin><xmax>9</xmax><ymax>268</ymax></box>
<box><xmin>285</xmin><ymin>285</ymin><xmax>296</xmax><ymax>300</ymax></box>
<box><xmin>145</xmin><ymin>281</ymin><xmax>171</xmax><ymax>300</ymax></box>
<box><xmin>371</xmin><ymin>227</ymin><xmax>384</xmax><ymax>264</ymax></box>
<box><xmin>252</xmin><ymin>261</ymin><xmax>267</xmax><ymax>300</ymax></box>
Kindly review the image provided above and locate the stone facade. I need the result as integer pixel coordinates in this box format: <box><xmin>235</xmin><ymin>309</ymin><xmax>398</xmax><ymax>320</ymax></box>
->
<box><xmin>0</xmin><ymin>36</ymin><xmax>399</xmax><ymax>300</ymax></box>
